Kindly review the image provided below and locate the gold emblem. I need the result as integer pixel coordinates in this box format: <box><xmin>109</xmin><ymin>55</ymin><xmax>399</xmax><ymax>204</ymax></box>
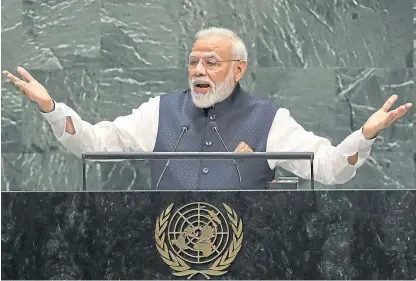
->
<box><xmin>154</xmin><ymin>202</ymin><xmax>243</xmax><ymax>279</ymax></box>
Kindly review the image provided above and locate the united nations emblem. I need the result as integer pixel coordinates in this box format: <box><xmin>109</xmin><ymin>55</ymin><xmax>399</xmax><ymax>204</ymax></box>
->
<box><xmin>154</xmin><ymin>202</ymin><xmax>243</xmax><ymax>279</ymax></box>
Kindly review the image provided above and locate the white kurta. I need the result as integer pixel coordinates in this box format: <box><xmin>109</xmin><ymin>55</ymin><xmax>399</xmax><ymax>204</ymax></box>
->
<box><xmin>41</xmin><ymin>96</ymin><xmax>375</xmax><ymax>185</ymax></box>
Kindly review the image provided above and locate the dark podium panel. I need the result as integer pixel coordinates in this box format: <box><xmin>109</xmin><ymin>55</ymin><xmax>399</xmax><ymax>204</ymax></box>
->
<box><xmin>2</xmin><ymin>190</ymin><xmax>416</xmax><ymax>280</ymax></box>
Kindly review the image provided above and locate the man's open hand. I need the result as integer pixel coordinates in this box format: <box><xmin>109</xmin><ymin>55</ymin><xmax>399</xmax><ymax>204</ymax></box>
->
<box><xmin>362</xmin><ymin>95</ymin><xmax>412</xmax><ymax>139</ymax></box>
<box><xmin>3</xmin><ymin>66</ymin><xmax>54</xmax><ymax>113</ymax></box>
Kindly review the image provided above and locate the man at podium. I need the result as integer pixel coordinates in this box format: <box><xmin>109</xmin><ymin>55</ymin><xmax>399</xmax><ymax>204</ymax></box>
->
<box><xmin>3</xmin><ymin>27</ymin><xmax>412</xmax><ymax>190</ymax></box>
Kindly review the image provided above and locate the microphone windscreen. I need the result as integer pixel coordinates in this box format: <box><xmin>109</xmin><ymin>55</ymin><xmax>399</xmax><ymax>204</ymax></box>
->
<box><xmin>209</xmin><ymin>121</ymin><xmax>218</xmax><ymax>131</ymax></box>
<box><xmin>180</xmin><ymin>116</ymin><xmax>190</xmax><ymax>130</ymax></box>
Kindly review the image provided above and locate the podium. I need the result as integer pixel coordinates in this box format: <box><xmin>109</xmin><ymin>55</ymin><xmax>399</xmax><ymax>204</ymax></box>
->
<box><xmin>2</xmin><ymin>190</ymin><xmax>416</xmax><ymax>280</ymax></box>
<box><xmin>1</xmin><ymin>152</ymin><xmax>415</xmax><ymax>280</ymax></box>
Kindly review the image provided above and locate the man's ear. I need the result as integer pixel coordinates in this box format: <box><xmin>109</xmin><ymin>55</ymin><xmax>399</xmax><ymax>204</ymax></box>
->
<box><xmin>236</xmin><ymin>61</ymin><xmax>247</xmax><ymax>80</ymax></box>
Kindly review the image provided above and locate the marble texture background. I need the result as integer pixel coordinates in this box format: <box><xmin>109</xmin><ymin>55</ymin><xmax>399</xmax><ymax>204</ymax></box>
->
<box><xmin>1</xmin><ymin>0</ymin><xmax>416</xmax><ymax>190</ymax></box>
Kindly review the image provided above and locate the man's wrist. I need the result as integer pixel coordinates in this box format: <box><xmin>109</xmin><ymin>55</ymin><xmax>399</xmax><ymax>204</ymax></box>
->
<box><xmin>362</xmin><ymin>127</ymin><xmax>377</xmax><ymax>140</ymax></box>
<box><xmin>39</xmin><ymin>99</ymin><xmax>55</xmax><ymax>113</ymax></box>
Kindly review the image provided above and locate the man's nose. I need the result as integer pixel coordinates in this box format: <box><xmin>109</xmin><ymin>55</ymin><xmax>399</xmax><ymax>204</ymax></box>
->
<box><xmin>194</xmin><ymin>60</ymin><xmax>207</xmax><ymax>76</ymax></box>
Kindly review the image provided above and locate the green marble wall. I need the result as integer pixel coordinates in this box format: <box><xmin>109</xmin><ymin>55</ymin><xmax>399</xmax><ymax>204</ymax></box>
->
<box><xmin>1</xmin><ymin>0</ymin><xmax>415</xmax><ymax>190</ymax></box>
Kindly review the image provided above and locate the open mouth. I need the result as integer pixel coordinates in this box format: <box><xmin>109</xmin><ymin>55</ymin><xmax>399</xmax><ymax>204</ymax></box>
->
<box><xmin>194</xmin><ymin>83</ymin><xmax>211</xmax><ymax>89</ymax></box>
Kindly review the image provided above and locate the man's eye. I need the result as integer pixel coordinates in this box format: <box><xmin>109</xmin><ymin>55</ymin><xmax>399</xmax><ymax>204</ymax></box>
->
<box><xmin>205</xmin><ymin>60</ymin><xmax>217</xmax><ymax>66</ymax></box>
<box><xmin>189</xmin><ymin>59</ymin><xmax>199</xmax><ymax>65</ymax></box>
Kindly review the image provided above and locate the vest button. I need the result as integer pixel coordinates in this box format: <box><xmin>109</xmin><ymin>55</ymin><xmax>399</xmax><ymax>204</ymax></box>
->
<box><xmin>202</xmin><ymin>167</ymin><xmax>209</xmax><ymax>174</ymax></box>
<box><xmin>205</xmin><ymin>140</ymin><xmax>212</xmax><ymax>146</ymax></box>
<box><xmin>209</xmin><ymin>114</ymin><xmax>216</xmax><ymax>121</ymax></box>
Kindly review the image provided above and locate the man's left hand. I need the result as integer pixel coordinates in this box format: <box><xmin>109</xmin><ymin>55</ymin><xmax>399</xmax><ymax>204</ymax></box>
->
<box><xmin>362</xmin><ymin>95</ymin><xmax>412</xmax><ymax>140</ymax></box>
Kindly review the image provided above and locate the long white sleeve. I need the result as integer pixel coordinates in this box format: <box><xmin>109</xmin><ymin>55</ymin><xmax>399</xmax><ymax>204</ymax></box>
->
<box><xmin>266</xmin><ymin>108</ymin><xmax>375</xmax><ymax>185</ymax></box>
<box><xmin>40</xmin><ymin>96</ymin><xmax>160</xmax><ymax>158</ymax></box>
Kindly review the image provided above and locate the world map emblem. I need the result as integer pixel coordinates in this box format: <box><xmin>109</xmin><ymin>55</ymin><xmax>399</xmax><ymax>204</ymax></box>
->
<box><xmin>154</xmin><ymin>202</ymin><xmax>243</xmax><ymax>279</ymax></box>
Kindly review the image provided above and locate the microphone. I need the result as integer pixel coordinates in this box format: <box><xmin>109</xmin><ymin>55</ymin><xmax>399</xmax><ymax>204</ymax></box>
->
<box><xmin>155</xmin><ymin>123</ymin><xmax>190</xmax><ymax>190</ymax></box>
<box><xmin>209</xmin><ymin>121</ymin><xmax>243</xmax><ymax>189</ymax></box>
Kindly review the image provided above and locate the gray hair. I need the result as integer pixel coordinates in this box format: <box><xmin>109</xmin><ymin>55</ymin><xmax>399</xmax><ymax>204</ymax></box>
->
<box><xmin>195</xmin><ymin>27</ymin><xmax>248</xmax><ymax>62</ymax></box>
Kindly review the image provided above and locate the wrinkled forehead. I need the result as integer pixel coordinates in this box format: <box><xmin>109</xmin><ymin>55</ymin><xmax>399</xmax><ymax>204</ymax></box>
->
<box><xmin>190</xmin><ymin>36</ymin><xmax>233</xmax><ymax>59</ymax></box>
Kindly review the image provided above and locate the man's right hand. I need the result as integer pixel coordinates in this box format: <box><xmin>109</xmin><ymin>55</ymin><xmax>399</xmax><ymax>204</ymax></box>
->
<box><xmin>3</xmin><ymin>66</ymin><xmax>55</xmax><ymax>113</ymax></box>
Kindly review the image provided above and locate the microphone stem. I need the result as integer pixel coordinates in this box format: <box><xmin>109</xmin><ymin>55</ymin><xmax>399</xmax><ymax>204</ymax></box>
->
<box><xmin>213</xmin><ymin>127</ymin><xmax>243</xmax><ymax>189</ymax></box>
<box><xmin>173</xmin><ymin>127</ymin><xmax>187</xmax><ymax>151</ymax></box>
<box><xmin>156</xmin><ymin>127</ymin><xmax>188</xmax><ymax>190</ymax></box>
<box><xmin>213</xmin><ymin>127</ymin><xmax>229</xmax><ymax>152</ymax></box>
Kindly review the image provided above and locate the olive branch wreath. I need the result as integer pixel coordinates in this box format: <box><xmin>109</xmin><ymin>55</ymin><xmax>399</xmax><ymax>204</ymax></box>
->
<box><xmin>154</xmin><ymin>203</ymin><xmax>243</xmax><ymax>280</ymax></box>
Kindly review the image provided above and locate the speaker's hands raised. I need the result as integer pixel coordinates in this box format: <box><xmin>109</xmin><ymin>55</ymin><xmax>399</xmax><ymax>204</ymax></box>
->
<box><xmin>3</xmin><ymin>66</ymin><xmax>55</xmax><ymax>113</ymax></box>
<box><xmin>362</xmin><ymin>94</ymin><xmax>412</xmax><ymax>140</ymax></box>
<box><xmin>3</xmin><ymin>67</ymin><xmax>412</xmax><ymax>140</ymax></box>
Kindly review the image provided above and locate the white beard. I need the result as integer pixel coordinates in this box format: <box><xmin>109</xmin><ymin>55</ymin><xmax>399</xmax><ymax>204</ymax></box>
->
<box><xmin>189</xmin><ymin>71</ymin><xmax>236</xmax><ymax>108</ymax></box>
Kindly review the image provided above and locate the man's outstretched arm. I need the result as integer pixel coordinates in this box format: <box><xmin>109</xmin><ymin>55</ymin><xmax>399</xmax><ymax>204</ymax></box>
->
<box><xmin>3</xmin><ymin>67</ymin><xmax>159</xmax><ymax>158</ymax></box>
<box><xmin>266</xmin><ymin>95</ymin><xmax>412</xmax><ymax>185</ymax></box>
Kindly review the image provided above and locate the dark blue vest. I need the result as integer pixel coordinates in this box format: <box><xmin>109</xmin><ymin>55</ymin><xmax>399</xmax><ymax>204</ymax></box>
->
<box><xmin>150</xmin><ymin>83</ymin><xmax>278</xmax><ymax>190</ymax></box>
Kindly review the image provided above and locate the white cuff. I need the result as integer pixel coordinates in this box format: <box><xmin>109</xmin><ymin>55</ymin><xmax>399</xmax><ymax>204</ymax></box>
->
<box><xmin>357</xmin><ymin>127</ymin><xmax>377</xmax><ymax>149</ymax></box>
<box><xmin>338</xmin><ymin>127</ymin><xmax>375</xmax><ymax>156</ymax></box>
<box><xmin>40</xmin><ymin>101</ymin><xmax>66</xmax><ymax>122</ymax></box>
